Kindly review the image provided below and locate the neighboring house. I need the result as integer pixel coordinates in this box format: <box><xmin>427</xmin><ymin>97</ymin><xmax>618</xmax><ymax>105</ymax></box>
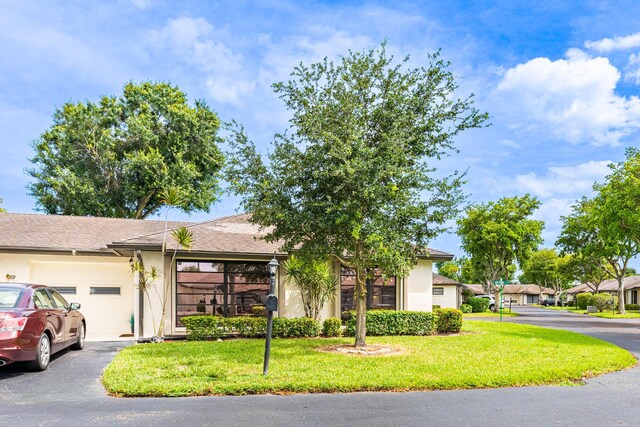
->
<box><xmin>0</xmin><ymin>212</ymin><xmax>453</xmax><ymax>340</ymax></box>
<box><xmin>463</xmin><ymin>284</ymin><xmax>555</xmax><ymax>305</ymax></box>
<box><xmin>566</xmin><ymin>276</ymin><xmax>640</xmax><ymax>305</ymax></box>
<box><xmin>432</xmin><ymin>273</ymin><xmax>462</xmax><ymax>309</ymax></box>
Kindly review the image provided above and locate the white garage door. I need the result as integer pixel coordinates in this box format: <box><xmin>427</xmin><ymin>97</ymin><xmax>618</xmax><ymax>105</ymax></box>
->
<box><xmin>31</xmin><ymin>260</ymin><xmax>133</xmax><ymax>340</ymax></box>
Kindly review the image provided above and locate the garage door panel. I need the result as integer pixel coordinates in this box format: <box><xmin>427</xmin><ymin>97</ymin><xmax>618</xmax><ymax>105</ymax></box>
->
<box><xmin>31</xmin><ymin>261</ymin><xmax>133</xmax><ymax>340</ymax></box>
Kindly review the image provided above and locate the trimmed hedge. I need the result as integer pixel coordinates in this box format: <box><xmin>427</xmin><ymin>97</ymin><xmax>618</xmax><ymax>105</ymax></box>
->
<box><xmin>466</xmin><ymin>297</ymin><xmax>490</xmax><ymax>313</ymax></box>
<box><xmin>181</xmin><ymin>315</ymin><xmax>320</xmax><ymax>340</ymax></box>
<box><xmin>434</xmin><ymin>308</ymin><xmax>463</xmax><ymax>334</ymax></box>
<box><xmin>344</xmin><ymin>310</ymin><xmax>436</xmax><ymax>336</ymax></box>
<box><xmin>625</xmin><ymin>303</ymin><xmax>640</xmax><ymax>311</ymax></box>
<box><xmin>576</xmin><ymin>293</ymin><xmax>592</xmax><ymax>310</ymax></box>
<box><xmin>459</xmin><ymin>304</ymin><xmax>472</xmax><ymax>314</ymax></box>
<box><xmin>322</xmin><ymin>317</ymin><xmax>343</xmax><ymax>337</ymax></box>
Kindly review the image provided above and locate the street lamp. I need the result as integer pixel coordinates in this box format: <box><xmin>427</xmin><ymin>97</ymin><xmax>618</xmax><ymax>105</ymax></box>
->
<box><xmin>263</xmin><ymin>256</ymin><xmax>279</xmax><ymax>375</ymax></box>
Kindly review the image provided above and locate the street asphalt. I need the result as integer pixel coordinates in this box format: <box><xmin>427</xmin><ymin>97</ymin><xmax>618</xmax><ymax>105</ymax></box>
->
<box><xmin>2</xmin><ymin>306</ymin><xmax>640</xmax><ymax>426</ymax></box>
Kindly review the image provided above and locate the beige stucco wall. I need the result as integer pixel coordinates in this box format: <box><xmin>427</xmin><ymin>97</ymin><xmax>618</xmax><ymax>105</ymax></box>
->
<box><xmin>0</xmin><ymin>253</ymin><xmax>133</xmax><ymax>340</ymax></box>
<box><xmin>432</xmin><ymin>284</ymin><xmax>458</xmax><ymax>308</ymax></box>
<box><xmin>403</xmin><ymin>259</ymin><xmax>433</xmax><ymax>311</ymax></box>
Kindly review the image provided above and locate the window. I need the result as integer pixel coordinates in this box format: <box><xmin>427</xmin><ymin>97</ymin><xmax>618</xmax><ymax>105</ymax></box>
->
<box><xmin>90</xmin><ymin>287</ymin><xmax>121</xmax><ymax>295</ymax></box>
<box><xmin>0</xmin><ymin>287</ymin><xmax>23</xmax><ymax>308</ymax></box>
<box><xmin>632</xmin><ymin>290</ymin><xmax>638</xmax><ymax>305</ymax></box>
<box><xmin>340</xmin><ymin>267</ymin><xmax>396</xmax><ymax>312</ymax></box>
<box><xmin>527</xmin><ymin>294</ymin><xmax>539</xmax><ymax>304</ymax></box>
<box><xmin>433</xmin><ymin>287</ymin><xmax>444</xmax><ymax>296</ymax></box>
<box><xmin>49</xmin><ymin>290</ymin><xmax>69</xmax><ymax>309</ymax></box>
<box><xmin>176</xmin><ymin>260</ymin><xmax>270</xmax><ymax>326</ymax></box>
<box><xmin>52</xmin><ymin>286</ymin><xmax>76</xmax><ymax>295</ymax></box>
<box><xmin>33</xmin><ymin>289</ymin><xmax>55</xmax><ymax>309</ymax></box>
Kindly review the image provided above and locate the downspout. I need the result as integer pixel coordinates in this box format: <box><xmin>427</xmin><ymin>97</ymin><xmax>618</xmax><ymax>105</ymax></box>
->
<box><xmin>136</xmin><ymin>250</ymin><xmax>144</xmax><ymax>338</ymax></box>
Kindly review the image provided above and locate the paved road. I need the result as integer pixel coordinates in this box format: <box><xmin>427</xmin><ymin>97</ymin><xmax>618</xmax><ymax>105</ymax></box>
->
<box><xmin>2</xmin><ymin>307</ymin><xmax>640</xmax><ymax>426</ymax></box>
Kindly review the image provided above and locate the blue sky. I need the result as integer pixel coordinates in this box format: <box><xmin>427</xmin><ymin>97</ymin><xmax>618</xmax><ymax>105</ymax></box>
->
<box><xmin>2</xmin><ymin>0</ymin><xmax>640</xmax><ymax>261</ymax></box>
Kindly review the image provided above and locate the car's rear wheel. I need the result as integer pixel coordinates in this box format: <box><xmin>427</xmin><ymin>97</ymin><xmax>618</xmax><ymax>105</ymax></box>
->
<box><xmin>71</xmin><ymin>322</ymin><xmax>85</xmax><ymax>350</ymax></box>
<box><xmin>26</xmin><ymin>333</ymin><xmax>50</xmax><ymax>371</ymax></box>
<box><xmin>489</xmin><ymin>304</ymin><xmax>495</xmax><ymax>311</ymax></box>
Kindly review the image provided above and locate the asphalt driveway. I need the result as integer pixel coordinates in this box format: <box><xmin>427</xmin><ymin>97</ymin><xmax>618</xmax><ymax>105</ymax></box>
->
<box><xmin>2</xmin><ymin>307</ymin><xmax>640</xmax><ymax>426</ymax></box>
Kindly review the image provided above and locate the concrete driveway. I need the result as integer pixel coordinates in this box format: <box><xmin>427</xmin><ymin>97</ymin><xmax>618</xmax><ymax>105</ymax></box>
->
<box><xmin>2</xmin><ymin>307</ymin><xmax>640</xmax><ymax>426</ymax></box>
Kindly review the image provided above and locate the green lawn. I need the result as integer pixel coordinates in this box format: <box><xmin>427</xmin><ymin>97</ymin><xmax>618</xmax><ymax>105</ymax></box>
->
<box><xmin>102</xmin><ymin>321</ymin><xmax>635</xmax><ymax>397</ymax></box>
<box><xmin>463</xmin><ymin>311</ymin><xmax>518</xmax><ymax>318</ymax></box>
<box><xmin>541</xmin><ymin>305</ymin><xmax>640</xmax><ymax>318</ymax></box>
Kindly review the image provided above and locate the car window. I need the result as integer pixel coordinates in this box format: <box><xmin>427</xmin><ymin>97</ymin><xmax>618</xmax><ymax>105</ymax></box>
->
<box><xmin>0</xmin><ymin>287</ymin><xmax>23</xmax><ymax>308</ymax></box>
<box><xmin>49</xmin><ymin>290</ymin><xmax>69</xmax><ymax>309</ymax></box>
<box><xmin>33</xmin><ymin>289</ymin><xmax>55</xmax><ymax>309</ymax></box>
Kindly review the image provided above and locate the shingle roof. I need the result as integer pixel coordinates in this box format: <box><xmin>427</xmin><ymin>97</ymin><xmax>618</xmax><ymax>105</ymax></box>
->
<box><xmin>110</xmin><ymin>213</ymin><xmax>286</xmax><ymax>256</ymax></box>
<box><xmin>0</xmin><ymin>212</ymin><xmax>455</xmax><ymax>259</ymax></box>
<box><xmin>432</xmin><ymin>273</ymin><xmax>461</xmax><ymax>285</ymax></box>
<box><xmin>567</xmin><ymin>276</ymin><xmax>640</xmax><ymax>294</ymax></box>
<box><xmin>463</xmin><ymin>284</ymin><xmax>555</xmax><ymax>295</ymax></box>
<box><xmin>0</xmin><ymin>212</ymin><xmax>188</xmax><ymax>253</ymax></box>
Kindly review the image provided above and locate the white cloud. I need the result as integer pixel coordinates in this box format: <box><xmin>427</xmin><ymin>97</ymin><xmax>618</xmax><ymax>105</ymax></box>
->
<box><xmin>625</xmin><ymin>53</ymin><xmax>640</xmax><ymax>84</ymax></box>
<box><xmin>513</xmin><ymin>160</ymin><xmax>611</xmax><ymax>198</ymax></box>
<box><xmin>151</xmin><ymin>17</ymin><xmax>255</xmax><ymax>106</ymax></box>
<box><xmin>496</xmin><ymin>49</ymin><xmax>640</xmax><ymax>146</ymax></box>
<box><xmin>585</xmin><ymin>32</ymin><xmax>640</xmax><ymax>52</ymax></box>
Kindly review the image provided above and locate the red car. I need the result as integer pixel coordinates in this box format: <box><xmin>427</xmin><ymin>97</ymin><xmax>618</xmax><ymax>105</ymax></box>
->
<box><xmin>0</xmin><ymin>283</ymin><xmax>85</xmax><ymax>371</ymax></box>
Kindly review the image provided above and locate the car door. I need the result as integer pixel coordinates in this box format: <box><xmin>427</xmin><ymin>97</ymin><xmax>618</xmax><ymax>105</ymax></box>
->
<box><xmin>33</xmin><ymin>288</ymin><xmax>66</xmax><ymax>351</ymax></box>
<box><xmin>48</xmin><ymin>289</ymin><xmax>78</xmax><ymax>345</ymax></box>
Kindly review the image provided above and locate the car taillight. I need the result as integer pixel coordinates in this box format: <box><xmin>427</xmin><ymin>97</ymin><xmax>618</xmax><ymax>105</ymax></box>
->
<box><xmin>0</xmin><ymin>314</ymin><xmax>28</xmax><ymax>339</ymax></box>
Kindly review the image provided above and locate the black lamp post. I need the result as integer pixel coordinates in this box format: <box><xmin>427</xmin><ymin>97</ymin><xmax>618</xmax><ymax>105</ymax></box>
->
<box><xmin>263</xmin><ymin>256</ymin><xmax>279</xmax><ymax>375</ymax></box>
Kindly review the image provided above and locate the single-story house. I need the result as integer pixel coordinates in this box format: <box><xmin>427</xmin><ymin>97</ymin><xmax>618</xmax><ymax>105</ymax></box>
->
<box><xmin>0</xmin><ymin>212</ymin><xmax>453</xmax><ymax>340</ymax></box>
<box><xmin>431</xmin><ymin>273</ymin><xmax>462</xmax><ymax>309</ymax></box>
<box><xmin>566</xmin><ymin>276</ymin><xmax>640</xmax><ymax>305</ymax></box>
<box><xmin>464</xmin><ymin>284</ymin><xmax>555</xmax><ymax>305</ymax></box>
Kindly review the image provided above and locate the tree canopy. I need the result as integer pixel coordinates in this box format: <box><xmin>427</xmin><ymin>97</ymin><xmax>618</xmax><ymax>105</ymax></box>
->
<box><xmin>457</xmin><ymin>194</ymin><xmax>544</xmax><ymax>296</ymax></box>
<box><xmin>557</xmin><ymin>150</ymin><xmax>640</xmax><ymax>313</ymax></box>
<box><xmin>28</xmin><ymin>81</ymin><xmax>224</xmax><ymax>219</ymax></box>
<box><xmin>521</xmin><ymin>248</ymin><xmax>572</xmax><ymax>304</ymax></box>
<box><xmin>227</xmin><ymin>43</ymin><xmax>488</xmax><ymax>346</ymax></box>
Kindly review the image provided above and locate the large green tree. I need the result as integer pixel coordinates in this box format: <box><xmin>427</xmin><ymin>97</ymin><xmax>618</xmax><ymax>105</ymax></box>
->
<box><xmin>227</xmin><ymin>44</ymin><xmax>488</xmax><ymax>346</ymax></box>
<box><xmin>457</xmin><ymin>195</ymin><xmax>544</xmax><ymax>299</ymax></box>
<box><xmin>435</xmin><ymin>257</ymin><xmax>480</xmax><ymax>284</ymax></box>
<box><xmin>28</xmin><ymin>82</ymin><xmax>224</xmax><ymax>219</ymax></box>
<box><xmin>521</xmin><ymin>248</ymin><xmax>572</xmax><ymax>305</ymax></box>
<box><xmin>556</xmin><ymin>197</ymin><xmax>638</xmax><ymax>314</ymax></box>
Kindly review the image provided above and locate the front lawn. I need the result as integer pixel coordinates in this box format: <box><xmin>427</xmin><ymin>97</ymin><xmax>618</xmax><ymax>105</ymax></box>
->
<box><xmin>541</xmin><ymin>305</ymin><xmax>640</xmax><ymax>318</ymax></box>
<box><xmin>463</xmin><ymin>311</ymin><xmax>518</xmax><ymax>318</ymax></box>
<box><xmin>102</xmin><ymin>321</ymin><xmax>635</xmax><ymax>397</ymax></box>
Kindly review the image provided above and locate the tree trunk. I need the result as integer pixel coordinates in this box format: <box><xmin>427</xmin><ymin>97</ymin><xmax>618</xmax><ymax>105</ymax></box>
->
<box><xmin>617</xmin><ymin>276</ymin><xmax>626</xmax><ymax>314</ymax></box>
<box><xmin>354</xmin><ymin>266</ymin><xmax>367</xmax><ymax>347</ymax></box>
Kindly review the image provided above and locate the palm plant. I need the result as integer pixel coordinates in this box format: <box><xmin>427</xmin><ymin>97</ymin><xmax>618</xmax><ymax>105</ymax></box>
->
<box><xmin>283</xmin><ymin>255</ymin><xmax>337</xmax><ymax>321</ymax></box>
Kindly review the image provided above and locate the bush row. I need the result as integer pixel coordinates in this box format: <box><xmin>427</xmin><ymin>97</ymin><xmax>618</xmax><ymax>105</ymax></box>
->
<box><xmin>625</xmin><ymin>303</ymin><xmax>640</xmax><ymax>311</ymax></box>
<box><xmin>576</xmin><ymin>293</ymin><xmax>618</xmax><ymax>311</ymax></box>
<box><xmin>183</xmin><ymin>308</ymin><xmax>463</xmax><ymax>341</ymax></box>
<box><xmin>182</xmin><ymin>316</ymin><xmax>321</xmax><ymax>340</ymax></box>
<box><xmin>342</xmin><ymin>309</ymin><xmax>463</xmax><ymax>336</ymax></box>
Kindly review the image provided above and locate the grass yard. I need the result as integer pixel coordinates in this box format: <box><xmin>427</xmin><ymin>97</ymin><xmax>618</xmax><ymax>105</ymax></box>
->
<box><xmin>102</xmin><ymin>321</ymin><xmax>635</xmax><ymax>397</ymax></box>
<box><xmin>463</xmin><ymin>311</ymin><xmax>518</xmax><ymax>318</ymax></box>
<box><xmin>541</xmin><ymin>306</ymin><xmax>640</xmax><ymax>318</ymax></box>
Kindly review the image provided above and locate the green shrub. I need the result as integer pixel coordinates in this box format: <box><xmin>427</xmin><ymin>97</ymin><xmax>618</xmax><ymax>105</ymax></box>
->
<box><xmin>322</xmin><ymin>317</ymin><xmax>343</xmax><ymax>337</ymax></box>
<box><xmin>576</xmin><ymin>293</ymin><xmax>593</xmax><ymax>310</ymax></box>
<box><xmin>459</xmin><ymin>304</ymin><xmax>472</xmax><ymax>314</ymax></box>
<box><xmin>344</xmin><ymin>310</ymin><xmax>436</xmax><ymax>336</ymax></box>
<box><xmin>466</xmin><ymin>297</ymin><xmax>490</xmax><ymax>313</ymax></box>
<box><xmin>592</xmin><ymin>293</ymin><xmax>615</xmax><ymax>312</ymax></box>
<box><xmin>341</xmin><ymin>310</ymin><xmax>355</xmax><ymax>323</ymax></box>
<box><xmin>182</xmin><ymin>316</ymin><xmax>319</xmax><ymax>340</ymax></box>
<box><xmin>251</xmin><ymin>305</ymin><xmax>267</xmax><ymax>317</ymax></box>
<box><xmin>625</xmin><ymin>303</ymin><xmax>639</xmax><ymax>311</ymax></box>
<box><xmin>432</xmin><ymin>305</ymin><xmax>441</xmax><ymax>310</ymax></box>
<box><xmin>434</xmin><ymin>308</ymin><xmax>463</xmax><ymax>333</ymax></box>
<box><xmin>273</xmin><ymin>317</ymin><xmax>320</xmax><ymax>338</ymax></box>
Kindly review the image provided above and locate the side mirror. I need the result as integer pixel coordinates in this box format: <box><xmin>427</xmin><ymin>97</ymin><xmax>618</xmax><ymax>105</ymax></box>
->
<box><xmin>69</xmin><ymin>303</ymin><xmax>81</xmax><ymax>310</ymax></box>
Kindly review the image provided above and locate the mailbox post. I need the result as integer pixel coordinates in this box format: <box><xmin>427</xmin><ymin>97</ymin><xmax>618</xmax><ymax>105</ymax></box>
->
<box><xmin>263</xmin><ymin>256</ymin><xmax>279</xmax><ymax>375</ymax></box>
